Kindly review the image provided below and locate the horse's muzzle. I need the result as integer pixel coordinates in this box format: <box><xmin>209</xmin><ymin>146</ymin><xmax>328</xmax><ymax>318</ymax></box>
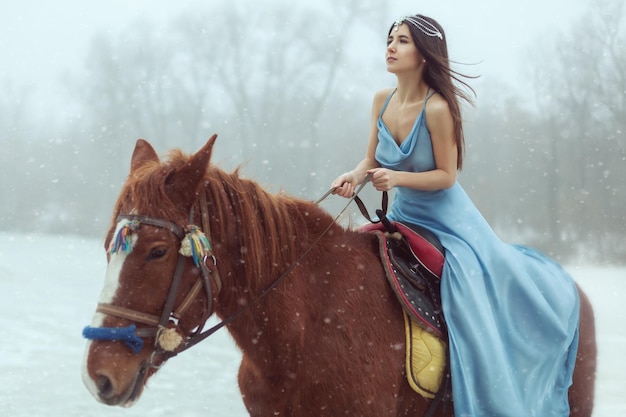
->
<box><xmin>101</xmin><ymin>361</ymin><xmax>147</xmax><ymax>406</ymax></box>
<box><xmin>83</xmin><ymin>347</ymin><xmax>149</xmax><ymax>407</ymax></box>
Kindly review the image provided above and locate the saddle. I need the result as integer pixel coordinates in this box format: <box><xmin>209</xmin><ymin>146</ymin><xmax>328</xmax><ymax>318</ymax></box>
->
<box><xmin>359</xmin><ymin>216</ymin><xmax>449</xmax><ymax>401</ymax></box>
<box><xmin>360</xmin><ymin>218</ymin><xmax>446</xmax><ymax>337</ymax></box>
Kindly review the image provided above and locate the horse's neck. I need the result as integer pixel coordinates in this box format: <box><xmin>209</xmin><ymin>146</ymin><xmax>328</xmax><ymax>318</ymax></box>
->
<box><xmin>207</xmin><ymin>177</ymin><xmax>375</xmax><ymax>352</ymax></box>
<box><xmin>220</xmin><ymin>225</ymin><xmax>388</xmax><ymax>371</ymax></box>
<box><xmin>206</xmin><ymin>176</ymin><xmax>337</xmax><ymax>308</ymax></box>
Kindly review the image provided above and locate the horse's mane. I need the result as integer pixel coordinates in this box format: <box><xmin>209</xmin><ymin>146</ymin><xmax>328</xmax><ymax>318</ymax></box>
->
<box><xmin>111</xmin><ymin>148</ymin><xmax>332</xmax><ymax>285</ymax></box>
<box><xmin>203</xmin><ymin>165</ymin><xmax>322</xmax><ymax>285</ymax></box>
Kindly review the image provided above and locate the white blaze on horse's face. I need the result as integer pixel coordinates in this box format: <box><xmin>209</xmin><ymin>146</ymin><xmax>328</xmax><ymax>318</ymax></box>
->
<box><xmin>82</xmin><ymin>218</ymin><xmax>139</xmax><ymax>402</ymax></box>
<box><xmin>91</xmin><ymin>218</ymin><xmax>139</xmax><ymax>327</ymax></box>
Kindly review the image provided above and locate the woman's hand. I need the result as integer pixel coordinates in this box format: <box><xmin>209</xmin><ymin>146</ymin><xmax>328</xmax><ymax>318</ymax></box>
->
<box><xmin>331</xmin><ymin>172</ymin><xmax>358</xmax><ymax>198</ymax></box>
<box><xmin>367</xmin><ymin>168</ymin><xmax>396</xmax><ymax>192</ymax></box>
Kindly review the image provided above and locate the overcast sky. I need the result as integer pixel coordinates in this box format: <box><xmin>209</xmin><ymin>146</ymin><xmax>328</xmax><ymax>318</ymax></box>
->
<box><xmin>1</xmin><ymin>0</ymin><xmax>592</xmax><ymax>113</ymax></box>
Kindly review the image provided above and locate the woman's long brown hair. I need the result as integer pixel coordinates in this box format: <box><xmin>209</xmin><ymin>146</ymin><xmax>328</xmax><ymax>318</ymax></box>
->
<box><xmin>389</xmin><ymin>15</ymin><xmax>476</xmax><ymax>170</ymax></box>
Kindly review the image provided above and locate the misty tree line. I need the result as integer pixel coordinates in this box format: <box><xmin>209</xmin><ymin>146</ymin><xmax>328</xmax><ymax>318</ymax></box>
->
<box><xmin>1</xmin><ymin>0</ymin><xmax>624</xmax><ymax>263</ymax></box>
<box><xmin>462</xmin><ymin>0</ymin><xmax>625</xmax><ymax>262</ymax></box>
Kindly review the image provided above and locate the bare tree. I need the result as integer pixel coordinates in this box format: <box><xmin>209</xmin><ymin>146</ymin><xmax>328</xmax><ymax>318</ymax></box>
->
<box><xmin>43</xmin><ymin>1</ymin><xmax>391</xmax><ymax>235</ymax></box>
<box><xmin>526</xmin><ymin>0</ymin><xmax>626</xmax><ymax>260</ymax></box>
<box><xmin>70</xmin><ymin>1</ymin><xmax>389</xmax><ymax>194</ymax></box>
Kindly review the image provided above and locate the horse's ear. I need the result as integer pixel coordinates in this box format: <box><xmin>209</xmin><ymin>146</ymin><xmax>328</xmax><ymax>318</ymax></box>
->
<box><xmin>131</xmin><ymin>139</ymin><xmax>159</xmax><ymax>173</ymax></box>
<box><xmin>194</xmin><ymin>134</ymin><xmax>217</xmax><ymax>168</ymax></box>
<box><xmin>165</xmin><ymin>134</ymin><xmax>218</xmax><ymax>210</ymax></box>
<box><xmin>184</xmin><ymin>134</ymin><xmax>217</xmax><ymax>180</ymax></box>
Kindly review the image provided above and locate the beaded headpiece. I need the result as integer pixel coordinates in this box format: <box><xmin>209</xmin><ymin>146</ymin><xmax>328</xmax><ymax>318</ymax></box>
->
<box><xmin>393</xmin><ymin>16</ymin><xmax>443</xmax><ymax>40</ymax></box>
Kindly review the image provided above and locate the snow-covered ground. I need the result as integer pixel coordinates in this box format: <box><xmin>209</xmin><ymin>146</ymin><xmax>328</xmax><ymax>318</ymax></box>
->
<box><xmin>0</xmin><ymin>232</ymin><xmax>624</xmax><ymax>416</ymax></box>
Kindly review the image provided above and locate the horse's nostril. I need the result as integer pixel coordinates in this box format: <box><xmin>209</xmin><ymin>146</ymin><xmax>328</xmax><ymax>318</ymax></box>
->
<box><xmin>96</xmin><ymin>374</ymin><xmax>115</xmax><ymax>399</ymax></box>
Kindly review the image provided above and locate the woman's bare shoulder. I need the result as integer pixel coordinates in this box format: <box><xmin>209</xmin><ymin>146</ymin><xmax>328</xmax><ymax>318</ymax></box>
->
<box><xmin>424</xmin><ymin>92</ymin><xmax>454</xmax><ymax>136</ymax></box>
<box><xmin>371</xmin><ymin>88</ymin><xmax>395</xmax><ymax>114</ymax></box>
<box><xmin>425</xmin><ymin>92</ymin><xmax>450</xmax><ymax>114</ymax></box>
<box><xmin>373</xmin><ymin>88</ymin><xmax>396</xmax><ymax>103</ymax></box>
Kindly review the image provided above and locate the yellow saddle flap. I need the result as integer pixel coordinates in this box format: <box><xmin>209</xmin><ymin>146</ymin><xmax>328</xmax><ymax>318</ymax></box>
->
<box><xmin>403</xmin><ymin>311</ymin><xmax>446</xmax><ymax>399</ymax></box>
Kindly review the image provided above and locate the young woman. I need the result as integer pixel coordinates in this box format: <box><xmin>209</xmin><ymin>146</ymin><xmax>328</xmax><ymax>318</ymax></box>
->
<box><xmin>332</xmin><ymin>15</ymin><xmax>580</xmax><ymax>416</ymax></box>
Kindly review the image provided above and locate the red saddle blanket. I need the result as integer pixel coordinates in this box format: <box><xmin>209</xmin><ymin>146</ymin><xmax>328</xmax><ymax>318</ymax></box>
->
<box><xmin>360</xmin><ymin>221</ymin><xmax>444</xmax><ymax>277</ymax></box>
<box><xmin>360</xmin><ymin>221</ymin><xmax>446</xmax><ymax>337</ymax></box>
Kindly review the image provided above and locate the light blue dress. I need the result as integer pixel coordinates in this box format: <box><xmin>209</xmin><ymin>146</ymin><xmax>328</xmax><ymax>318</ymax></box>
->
<box><xmin>376</xmin><ymin>89</ymin><xmax>580</xmax><ymax>416</ymax></box>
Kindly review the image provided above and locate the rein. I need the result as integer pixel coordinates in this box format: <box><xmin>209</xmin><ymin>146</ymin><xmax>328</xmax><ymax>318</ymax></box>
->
<box><xmin>84</xmin><ymin>175</ymin><xmax>372</xmax><ymax>365</ymax></box>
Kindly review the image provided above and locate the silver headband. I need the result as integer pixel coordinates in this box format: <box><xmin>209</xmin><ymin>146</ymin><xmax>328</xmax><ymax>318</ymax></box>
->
<box><xmin>394</xmin><ymin>16</ymin><xmax>443</xmax><ymax>40</ymax></box>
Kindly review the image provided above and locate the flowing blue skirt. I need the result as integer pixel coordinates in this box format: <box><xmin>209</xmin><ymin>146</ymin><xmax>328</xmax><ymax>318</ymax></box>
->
<box><xmin>388</xmin><ymin>183</ymin><xmax>579</xmax><ymax>416</ymax></box>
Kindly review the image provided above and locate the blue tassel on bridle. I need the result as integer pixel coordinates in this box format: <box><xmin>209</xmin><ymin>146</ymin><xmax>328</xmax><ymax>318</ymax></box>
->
<box><xmin>83</xmin><ymin>324</ymin><xmax>144</xmax><ymax>354</ymax></box>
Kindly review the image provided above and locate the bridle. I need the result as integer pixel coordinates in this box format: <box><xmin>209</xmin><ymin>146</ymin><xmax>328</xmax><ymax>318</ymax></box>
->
<box><xmin>85</xmin><ymin>177</ymin><xmax>373</xmax><ymax>366</ymax></box>
<box><xmin>86</xmin><ymin>190</ymin><xmax>222</xmax><ymax>367</ymax></box>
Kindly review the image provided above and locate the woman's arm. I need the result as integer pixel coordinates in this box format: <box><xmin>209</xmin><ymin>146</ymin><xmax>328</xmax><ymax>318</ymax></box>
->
<box><xmin>368</xmin><ymin>93</ymin><xmax>458</xmax><ymax>192</ymax></box>
<box><xmin>331</xmin><ymin>89</ymin><xmax>392</xmax><ymax>198</ymax></box>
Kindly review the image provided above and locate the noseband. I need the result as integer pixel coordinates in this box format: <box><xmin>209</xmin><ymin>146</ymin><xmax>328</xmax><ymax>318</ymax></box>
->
<box><xmin>83</xmin><ymin>192</ymin><xmax>222</xmax><ymax>367</ymax></box>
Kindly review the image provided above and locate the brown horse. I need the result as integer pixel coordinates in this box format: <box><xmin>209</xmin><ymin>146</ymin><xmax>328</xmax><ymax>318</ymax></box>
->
<box><xmin>82</xmin><ymin>136</ymin><xmax>596</xmax><ymax>416</ymax></box>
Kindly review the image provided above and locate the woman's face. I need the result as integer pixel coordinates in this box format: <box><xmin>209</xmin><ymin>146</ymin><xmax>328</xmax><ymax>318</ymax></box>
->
<box><xmin>386</xmin><ymin>23</ymin><xmax>423</xmax><ymax>74</ymax></box>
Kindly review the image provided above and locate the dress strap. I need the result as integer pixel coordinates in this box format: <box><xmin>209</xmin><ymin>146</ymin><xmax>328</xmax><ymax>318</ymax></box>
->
<box><xmin>424</xmin><ymin>87</ymin><xmax>436</xmax><ymax>104</ymax></box>
<box><xmin>379</xmin><ymin>88</ymin><xmax>397</xmax><ymax>118</ymax></box>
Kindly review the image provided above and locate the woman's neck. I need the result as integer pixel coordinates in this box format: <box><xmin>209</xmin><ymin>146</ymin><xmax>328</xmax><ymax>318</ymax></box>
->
<box><xmin>394</xmin><ymin>75</ymin><xmax>429</xmax><ymax>105</ymax></box>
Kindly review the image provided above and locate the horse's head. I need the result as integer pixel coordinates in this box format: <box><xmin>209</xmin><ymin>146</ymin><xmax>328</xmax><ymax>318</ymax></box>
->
<box><xmin>82</xmin><ymin>135</ymin><xmax>221</xmax><ymax>407</ymax></box>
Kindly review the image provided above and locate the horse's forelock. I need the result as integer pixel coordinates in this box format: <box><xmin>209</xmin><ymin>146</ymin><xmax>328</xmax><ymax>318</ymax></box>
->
<box><xmin>113</xmin><ymin>152</ymin><xmax>192</xmax><ymax>223</ymax></box>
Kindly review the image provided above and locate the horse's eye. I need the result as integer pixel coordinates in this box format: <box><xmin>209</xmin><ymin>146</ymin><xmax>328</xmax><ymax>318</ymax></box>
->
<box><xmin>148</xmin><ymin>248</ymin><xmax>167</xmax><ymax>260</ymax></box>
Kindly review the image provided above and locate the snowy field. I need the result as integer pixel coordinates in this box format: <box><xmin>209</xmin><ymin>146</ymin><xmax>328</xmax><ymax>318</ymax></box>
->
<box><xmin>0</xmin><ymin>232</ymin><xmax>624</xmax><ymax>416</ymax></box>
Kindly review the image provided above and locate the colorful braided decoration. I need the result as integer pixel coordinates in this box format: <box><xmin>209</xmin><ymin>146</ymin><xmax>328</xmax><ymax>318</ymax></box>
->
<box><xmin>109</xmin><ymin>219</ymin><xmax>140</xmax><ymax>254</ymax></box>
<box><xmin>179</xmin><ymin>225</ymin><xmax>211</xmax><ymax>266</ymax></box>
